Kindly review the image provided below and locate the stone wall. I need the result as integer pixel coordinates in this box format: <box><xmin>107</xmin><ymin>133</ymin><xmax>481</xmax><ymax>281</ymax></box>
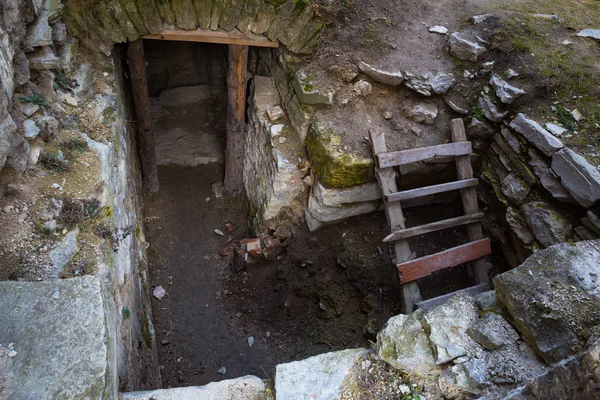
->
<box><xmin>244</xmin><ymin>75</ymin><xmax>306</xmax><ymax>234</ymax></box>
<box><xmin>62</xmin><ymin>0</ymin><xmax>322</xmax><ymax>56</ymax></box>
<box><xmin>0</xmin><ymin>0</ymin><xmax>160</xmax><ymax>395</ymax></box>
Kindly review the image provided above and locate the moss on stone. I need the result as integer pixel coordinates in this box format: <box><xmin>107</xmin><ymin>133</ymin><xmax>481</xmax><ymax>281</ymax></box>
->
<box><xmin>306</xmin><ymin>122</ymin><xmax>373</xmax><ymax>188</ymax></box>
<box><xmin>192</xmin><ymin>0</ymin><xmax>213</xmax><ymax>29</ymax></box>
<box><xmin>156</xmin><ymin>0</ymin><xmax>176</xmax><ymax>25</ymax></box>
<box><xmin>170</xmin><ymin>0</ymin><xmax>198</xmax><ymax>30</ymax></box>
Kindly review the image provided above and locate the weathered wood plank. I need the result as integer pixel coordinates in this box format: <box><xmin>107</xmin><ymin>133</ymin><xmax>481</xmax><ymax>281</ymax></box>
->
<box><xmin>397</xmin><ymin>238</ymin><xmax>491</xmax><ymax>284</ymax></box>
<box><xmin>451</xmin><ymin>118</ymin><xmax>489</xmax><ymax>284</ymax></box>
<box><xmin>223</xmin><ymin>44</ymin><xmax>249</xmax><ymax>196</ymax></box>
<box><xmin>378</xmin><ymin>142</ymin><xmax>472</xmax><ymax>168</ymax></box>
<box><xmin>127</xmin><ymin>39</ymin><xmax>158</xmax><ymax>192</ymax></box>
<box><xmin>415</xmin><ymin>283</ymin><xmax>490</xmax><ymax>310</ymax></box>
<box><xmin>383</xmin><ymin>212</ymin><xmax>485</xmax><ymax>243</ymax></box>
<box><xmin>142</xmin><ymin>29</ymin><xmax>280</xmax><ymax>47</ymax></box>
<box><xmin>370</xmin><ymin>131</ymin><xmax>421</xmax><ymax>314</ymax></box>
<box><xmin>386</xmin><ymin>178</ymin><xmax>479</xmax><ymax>203</ymax></box>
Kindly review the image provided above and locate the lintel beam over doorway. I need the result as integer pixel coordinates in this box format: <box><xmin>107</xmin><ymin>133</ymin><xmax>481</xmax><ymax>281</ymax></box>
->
<box><xmin>141</xmin><ymin>29</ymin><xmax>279</xmax><ymax>48</ymax></box>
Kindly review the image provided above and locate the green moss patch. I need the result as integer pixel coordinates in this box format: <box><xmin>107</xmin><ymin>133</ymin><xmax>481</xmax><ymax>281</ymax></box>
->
<box><xmin>306</xmin><ymin>121</ymin><xmax>373</xmax><ymax>188</ymax></box>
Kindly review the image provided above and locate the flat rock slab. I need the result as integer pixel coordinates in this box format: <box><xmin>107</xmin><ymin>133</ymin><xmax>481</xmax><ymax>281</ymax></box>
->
<box><xmin>275</xmin><ymin>348</ymin><xmax>366</xmax><ymax>400</ymax></box>
<box><xmin>121</xmin><ymin>375</ymin><xmax>266</xmax><ymax>400</ymax></box>
<box><xmin>494</xmin><ymin>240</ymin><xmax>600</xmax><ymax>364</ymax></box>
<box><xmin>510</xmin><ymin>113</ymin><xmax>563</xmax><ymax>156</ymax></box>
<box><xmin>551</xmin><ymin>148</ymin><xmax>600</xmax><ymax>208</ymax></box>
<box><xmin>0</xmin><ymin>276</ymin><xmax>109</xmax><ymax>399</ymax></box>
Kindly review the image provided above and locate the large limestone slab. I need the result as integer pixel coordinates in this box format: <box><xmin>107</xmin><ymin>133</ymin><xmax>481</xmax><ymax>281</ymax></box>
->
<box><xmin>313</xmin><ymin>179</ymin><xmax>380</xmax><ymax>207</ymax></box>
<box><xmin>422</xmin><ymin>293</ymin><xmax>480</xmax><ymax>364</ymax></box>
<box><xmin>305</xmin><ymin>191</ymin><xmax>378</xmax><ymax>231</ymax></box>
<box><xmin>494</xmin><ymin>240</ymin><xmax>600</xmax><ymax>364</ymax></box>
<box><xmin>510</xmin><ymin>114</ymin><xmax>563</xmax><ymax>156</ymax></box>
<box><xmin>0</xmin><ymin>276</ymin><xmax>110</xmax><ymax>399</ymax></box>
<box><xmin>275</xmin><ymin>348</ymin><xmax>366</xmax><ymax>400</ymax></box>
<box><xmin>376</xmin><ymin>309</ymin><xmax>439</xmax><ymax>377</ymax></box>
<box><xmin>121</xmin><ymin>375</ymin><xmax>266</xmax><ymax>400</ymax></box>
<box><xmin>551</xmin><ymin>148</ymin><xmax>600</xmax><ymax>208</ymax></box>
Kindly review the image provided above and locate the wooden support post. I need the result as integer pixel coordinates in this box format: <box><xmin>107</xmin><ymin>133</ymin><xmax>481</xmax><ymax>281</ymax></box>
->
<box><xmin>370</xmin><ymin>131</ymin><xmax>421</xmax><ymax>314</ymax></box>
<box><xmin>451</xmin><ymin>119</ymin><xmax>489</xmax><ymax>284</ymax></box>
<box><xmin>224</xmin><ymin>44</ymin><xmax>249</xmax><ymax>196</ymax></box>
<box><xmin>127</xmin><ymin>39</ymin><xmax>159</xmax><ymax>192</ymax></box>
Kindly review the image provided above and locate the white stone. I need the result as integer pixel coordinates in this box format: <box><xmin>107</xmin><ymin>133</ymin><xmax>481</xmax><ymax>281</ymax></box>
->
<box><xmin>23</xmin><ymin>119</ymin><xmax>41</xmax><ymax>140</ymax></box>
<box><xmin>25</xmin><ymin>11</ymin><xmax>53</xmax><ymax>48</ymax></box>
<box><xmin>528</xmin><ymin>148</ymin><xmax>574</xmax><ymax>203</ymax></box>
<box><xmin>358</xmin><ymin>62</ymin><xmax>404</xmax><ymax>86</ymax></box>
<box><xmin>478</xmin><ymin>93</ymin><xmax>508</xmax><ymax>122</ymax></box>
<box><xmin>49</xmin><ymin>227</ymin><xmax>79</xmax><ymax>276</ymax></box>
<box><xmin>266</xmin><ymin>105</ymin><xmax>284</xmax><ymax>122</ymax></box>
<box><xmin>429</xmin><ymin>26</ymin><xmax>448</xmax><ymax>34</ymax></box>
<box><xmin>510</xmin><ymin>113</ymin><xmax>564</xmax><ymax>156</ymax></box>
<box><xmin>275</xmin><ymin>348</ymin><xmax>366</xmax><ymax>400</ymax></box>
<box><xmin>122</xmin><ymin>376</ymin><xmax>266</xmax><ymax>400</ymax></box>
<box><xmin>58</xmin><ymin>91</ymin><xmax>78</xmax><ymax>107</ymax></box>
<box><xmin>353</xmin><ymin>80</ymin><xmax>372</xmax><ymax>97</ymax></box>
<box><xmin>551</xmin><ymin>148</ymin><xmax>600</xmax><ymax>208</ymax></box>
<box><xmin>448</xmin><ymin>32</ymin><xmax>487</xmax><ymax>61</ymax></box>
<box><xmin>545</xmin><ymin>122</ymin><xmax>568</xmax><ymax>137</ymax></box>
<box><xmin>571</xmin><ymin>109</ymin><xmax>583</xmax><ymax>122</ymax></box>
<box><xmin>577</xmin><ymin>29</ymin><xmax>600</xmax><ymax>40</ymax></box>
<box><xmin>27</xmin><ymin>46</ymin><xmax>60</xmax><ymax>70</ymax></box>
<box><xmin>490</xmin><ymin>74</ymin><xmax>526</xmax><ymax>104</ymax></box>
<box><xmin>506</xmin><ymin>69</ymin><xmax>519</xmax><ymax>79</ymax></box>
<box><xmin>472</xmin><ymin>14</ymin><xmax>493</xmax><ymax>24</ymax></box>
<box><xmin>313</xmin><ymin>180</ymin><xmax>380</xmax><ymax>207</ymax></box>
<box><xmin>405</xmin><ymin>103</ymin><xmax>438</xmax><ymax>125</ymax></box>
<box><xmin>153</xmin><ymin>285</ymin><xmax>166</xmax><ymax>300</ymax></box>
<box><xmin>305</xmin><ymin>191</ymin><xmax>377</xmax><ymax>231</ymax></box>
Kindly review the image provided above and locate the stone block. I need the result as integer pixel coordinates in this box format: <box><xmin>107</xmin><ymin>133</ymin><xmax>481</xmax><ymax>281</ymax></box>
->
<box><xmin>528</xmin><ymin>148</ymin><xmax>574</xmax><ymax>203</ymax></box>
<box><xmin>358</xmin><ymin>61</ymin><xmax>404</xmax><ymax>86</ymax></box>
<box><xmin>494</xmin><ymin>240</ymin><xmax>600</xmax><ymax>364</ymax></box>
<box><xmin>0</xmin><ymin>276</ymin><xmax>110</xmax><ymax>399</ymax></box>
<box><xmin>27</xmin><ymin>46</ymin><xmax>60</xmax><ymax>70</ymax></box>
<box><xmin>448</xmin><ymin>32</ymin><xmax>487</xmax><ymax>61</ymax></box>
<box><xmin>292</xmin><ymin>70</ymin><xmax>333</xmax><ymax>105</ymax></box>
<box><xmin>490</xmin><ymin>74</ymin><xmax>526</xmax><ymax>104</ymax></box>
<box><xmin>275</xmin><ymin>348</ymin><xmax>366</xmax><ymax>400</ymax></box>
<box><xmin>551</xmin><ymin>148</ymin><xmax>600</xmax><ymax>208</ymax></box>
<box><xmin>312</xmin><ymin>179</ymin><xmax>380</xmax><ymax>207</ymax></box>
<box><xmin>510</xmin><ymin>113</ymin><xmax>563</xmax><ymax>156</ymax></box>
<box><xmin>122</xmin><ymin>375</ymin><xmax>266</xmax><ymax>399</ymax></box>
<box><xmin>376</xmin><ymin>309</ymin><xmax>439</xmax><ymax>377</ymax></box>
<box><xmin>305</xmin><ymin>190</ymin><xmax>377</xmax><ymax>231</ymax></box>
<box><xmin>520</xmin><ymin>201</ymin><xmax>572</xmax><ymax>247</ymax></box>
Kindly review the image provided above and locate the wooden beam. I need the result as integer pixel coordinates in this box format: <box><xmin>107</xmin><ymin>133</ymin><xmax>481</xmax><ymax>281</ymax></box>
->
<box><xmin>370</xmin><ymin>131</ymin><xmax>421</xmax><ymax>314</ymax></box>
<box><xmin>386</xmin><ymin>178</ymin><xmax>479</xmax><ymax>203</ymax></box>
<box><xmin>452</xmin><ymin>119</ymin><xmax>489</xmax><ymax>284</ymax></box>
<box><xmin>127</xmin><ymin>39</ymin><xmax>158</xmax><ymax>192</ymax></box>
<box><xmin>223</xmin><ymin>44</ymin><xmax>249</xmax><ymax>196</ymax></box>
<box><xmin>142</xmin><ymin>29</ymin><xmax>279</xmax><ymax>48</ymax></box>
<box><xmin>383</xmin><ymin>212</ymin><xmax>485</xmax><ymax>242</ymax></box>
<box><xmin>415</xmin><ymin>283</ymin><xmax>490</xmax><ymax>310</ymax></box>
<box><xmin>378</xmin><ymin>142</ymin><xmax>472</xmax><ymax>168</ymax></box>
<box><xmin>397</xmin><ymin>238</ymin><xmax>491</xmax><ymax>284</ymax></box>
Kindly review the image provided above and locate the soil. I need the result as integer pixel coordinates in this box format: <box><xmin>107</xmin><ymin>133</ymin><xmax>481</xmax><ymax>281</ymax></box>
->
<box><xmin>144</xmin><ymin>163</ymin><xmax>509</xmax><ymax>388</ymax></box>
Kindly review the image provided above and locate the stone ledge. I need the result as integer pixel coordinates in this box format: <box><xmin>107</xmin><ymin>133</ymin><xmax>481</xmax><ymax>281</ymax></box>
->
<box><xmin>121</xmin><ymin>375</ymin><xmax>266</xmax><ymax>400</ymax></box>
<box><xmin>0</xmin><ymin>276</ymin><xmax>110</xmax><ymax>399</ymax></box>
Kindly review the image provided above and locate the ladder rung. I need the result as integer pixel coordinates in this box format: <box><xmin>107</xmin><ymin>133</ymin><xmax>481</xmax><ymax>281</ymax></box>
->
<box><xmin>386</xmin><ymin>178</ymin><xmax>479</xmax><ymax>203</ymax></box>
<box><xmin>377</xmin><ymin>142</ymin><xmax>472</xmax><ymax>168</ymax></box>
<box><xmin>415</xmin><ymin>283</ymin><xmax>490</xmax><ymax>310</ymax></box>
<box><xmin>383</xmin><ymin>212</ymin><xmax>485</xmax><ymax>242</ymax></box>
<box><xmin>397</xmin><ymin>238</ymin><xmax>491</xmax><ymax>284</ymax></box>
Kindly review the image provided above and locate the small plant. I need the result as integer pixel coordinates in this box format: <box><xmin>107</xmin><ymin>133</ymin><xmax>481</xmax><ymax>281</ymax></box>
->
<box><xmin>59</xmin><ymin>198</ymin><xmax>101</xmax><ymax>227</ymax></box>
<box><xmin>294</xmin><ymin>0</ymin><xmax>309</xmax><ymax>6</ymax></box>
<box><xmin>54</xmin><ymin>72</ymin><xmax>77</xmax><ymax>91</ymax></box>
<box><xmin>469</xmin><ymin>105</ymin><xmax>486</xmax><ymax>121</ymax></box>
<box><xmin>20</xmin><ymin>94</ymin><xmax>49</xmax><ymax>108</ymax></box>
<box><xmin>277</xmin><ymin>265</ymin><xmax>285</xmax><ymax>272</ymax></box>
<box><xmin>401</xmin><ymin>381</ymin><xmax>423</xmax><ymax>400</ymax></box>
<box><xmin>555</xmin><ymin>106</ymin><xmax>575</xmax><ymax>130</ymax></box>
<box><xmin>122</xmin><ymin>307</ymin><xmax>131</xmax><ymax>319</ymax></box>
<box><xmin>60</xmin><ymin>138</ymin><xmax>88</xmax><ymax>154</ymax></box>
<box><xmin>39</xmin><ymin>152</ymin><xmax>68</xmax><ymax>173</ymax></box>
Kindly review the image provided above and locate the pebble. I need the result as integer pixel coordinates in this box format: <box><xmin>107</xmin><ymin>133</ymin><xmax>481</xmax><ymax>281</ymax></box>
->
<box><xmin>429</xmin><ymin>25</ymin><xmax>448</xmax><ymax>34</ymax></box>
<box><xmin>247</xmin><ymin>336</ymin><xmax>255</xmax><ymax>347</ymax></box>
<box><xmin>214</xmin><ymin>229</ymin><xmax>225</xmax><ymax>236</ymax></box>
<box><xmin>571</xmin><ymin>109</ymin><xmax>583</xmax><ymax>122</ymax></box>
<box><xmin>8</xmin><ymin>350</ymin><xmax>17</xmax><ymax>358</ymax></box>
<box><xmin>217</xmin><ymin>367</ymin><xmax>227</xmax><ymax>376</ymax></box>
<box><xmin>153</xmin><ymin>285</ymin><xmax>166</xmax><ymax>300</ymax></box>
<box><xmin>51</xmin><ymin>290</ymin><xmax>60</xmax><ymax>300</ymax></box>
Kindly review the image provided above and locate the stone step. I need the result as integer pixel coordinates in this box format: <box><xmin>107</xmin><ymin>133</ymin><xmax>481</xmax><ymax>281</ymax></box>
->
<box><xmin>120</xmin><ymin>375</ymin><xmax>266</xmax><ymax>400</ymax></box>
<box><xmin>0</xmin><ymin>276</ymin><xmax>112</xmax><ymax>399</ymax></box>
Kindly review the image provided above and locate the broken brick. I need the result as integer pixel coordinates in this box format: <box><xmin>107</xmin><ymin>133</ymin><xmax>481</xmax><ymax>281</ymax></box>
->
<box><xmin>246</xmin><ymin>238</ymin><xmax>262</xmax><ymax>255</ymax></box>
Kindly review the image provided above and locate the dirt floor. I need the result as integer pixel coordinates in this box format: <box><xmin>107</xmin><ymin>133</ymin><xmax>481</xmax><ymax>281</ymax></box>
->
<box><xmin>143</xmin><ymin>163</ymin><xmax>508</xmax><ymax>388</ymax></box>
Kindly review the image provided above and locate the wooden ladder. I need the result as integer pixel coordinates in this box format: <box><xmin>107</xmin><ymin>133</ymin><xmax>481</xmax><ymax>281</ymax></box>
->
<box><xmin>370</xmin><ymin>119</ymin><xmax>491</xmax><ymax>314</ymax></box>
